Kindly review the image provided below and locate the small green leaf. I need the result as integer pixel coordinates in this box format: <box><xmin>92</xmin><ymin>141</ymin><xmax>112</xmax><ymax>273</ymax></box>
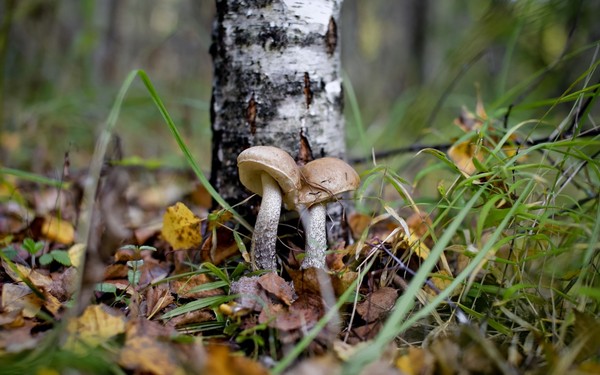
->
<box><xmin>50</xmin><ymin>250</ymin><xmax>71</xmax><ymax>266</ymax></box>
<box><xmin>95</xmin><ymin>283</ymin><xmax>118</xmax><ymax>293</ymax></box>
<box><xmin>128</xmin><ymin>269</ymin><xmax>140</xmax><ymax>285</ymax></box>
<box><xmin>39</xmin><ymin>253</ymin><xmax>53</xmax><ymax>266</ymax></box>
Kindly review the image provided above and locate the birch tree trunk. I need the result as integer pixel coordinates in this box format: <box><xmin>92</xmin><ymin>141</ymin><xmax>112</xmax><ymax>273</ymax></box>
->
<box><xmin>210</xmin><ymin>0</ymin><xmax>345</xmax><ymax>206</ymax></box>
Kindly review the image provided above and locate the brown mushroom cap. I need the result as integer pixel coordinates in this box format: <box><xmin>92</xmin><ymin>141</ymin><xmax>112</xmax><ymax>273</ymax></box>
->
<box><xmin>237</xmin><ymin>146</ymin><xmax>301</xmax><ymax>206</ymax></box>
<box><xmin>297</xmin><ymin>157</ymin><xmax>360</xmax><ymax>207</ymax></box>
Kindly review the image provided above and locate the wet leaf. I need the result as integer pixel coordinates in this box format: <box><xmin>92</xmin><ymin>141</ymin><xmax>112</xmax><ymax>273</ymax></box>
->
<box><xmin>162</xmin><ymin>202</ymin><xmax>202</xmax><ymax>250</ymax></box>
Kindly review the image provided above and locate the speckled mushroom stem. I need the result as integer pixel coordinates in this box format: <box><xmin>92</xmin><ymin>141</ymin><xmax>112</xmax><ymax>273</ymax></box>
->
<box><xmin>251</xmin><ymin>173</ymin><xmax>282</xmax><ymax>271</ymax></box>
<box><xmin>301</xmin><ymin>203</ymin><xmax>328</xmax><ymax>269</ymax></box>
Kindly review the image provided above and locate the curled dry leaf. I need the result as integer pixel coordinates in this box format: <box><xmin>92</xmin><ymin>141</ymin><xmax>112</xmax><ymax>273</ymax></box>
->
<box><xmin>161</xmin><ymin>202</ymin><xmax>202</xmax><ymax>250</ymax></box>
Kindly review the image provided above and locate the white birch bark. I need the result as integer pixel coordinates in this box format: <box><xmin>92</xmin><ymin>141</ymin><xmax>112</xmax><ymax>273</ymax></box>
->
<box><xmin>210</xmin><ymin>0</ymin><xmax>345</xmax><ymax>205</ymax></box>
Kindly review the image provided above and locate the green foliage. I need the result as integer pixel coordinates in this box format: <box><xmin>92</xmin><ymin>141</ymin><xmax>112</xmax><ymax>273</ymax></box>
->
<box><xmin>39</xmin><ymin>249</ymin><xmax>71</xmax><ymax>266</ymax></box>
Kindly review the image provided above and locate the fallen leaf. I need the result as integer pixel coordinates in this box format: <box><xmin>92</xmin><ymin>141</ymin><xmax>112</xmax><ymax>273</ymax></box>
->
<box><xmin>119</xmin><ymin>319</ymin><xmax>195</xmax><ymax>375</ymax></box>
<box><xmin>257</xmin><ymin>272</ymin><xmax>296</xmax><ymax>306</ymax></box>
<box><xmin>356</xmin><ymin>287</ymin><xmax>397</xmax><ymax>323</ymax></box>
<box><xmin>169</xmin><ymin>309</ymin><xmax>215</xmax><ymax>328</ymax></box>
<box><xmin>204</xmin><ymin>343</ymin><xmax>269</xmax><ymax>375</ymax></box>
<box><xmin>64</xmin><ymin>304</ymin><xmax>126</xmax><ymax>354</ymax></box>
<box><xmin>395</xmin><ymin>347</ymin><xmax>435</xmax><ymax>375</ymax></box>
<box><xmin>1</xmin><ymin>283</ymin><xmax>42</xmax><ymax>318</ymax></box>
<box><xmin>424</xmin><ymin>270</ymin><xmax>456</xmax><ymax>296</ymax></box>
<box><xmin>41</xmin><ymin>216</ymin><xmax>75</xmax><ymax>244</ymax></box>
<box><xmin>447</xmin><ymin>139</ymin><xmax>484</xmax><ymax>176</ymax></box>
<box><xmin>146</xmin><ymin>285</ymin><xmax>175</xmax><ymax>319</ymax></box>
<box><xmin>171</xmin><ymin>273</ymin><xmax>223</xmax><ymax>299</ymax></box>
<box><xmin>161</xmin><ymin>202</ymin><xmax>202</xmax><ymax>250</ymax></box>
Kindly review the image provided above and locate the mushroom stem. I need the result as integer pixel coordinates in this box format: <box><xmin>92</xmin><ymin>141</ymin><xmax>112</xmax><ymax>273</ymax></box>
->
<box><xmin>251</xmin><ymin>173</ymin><xmax>283</xmax><ymax>271</ymax></box>
<box><xmin>301</xmin><ymin>203</ymin><xmax>328</xmax><ymax>269</ymax></box>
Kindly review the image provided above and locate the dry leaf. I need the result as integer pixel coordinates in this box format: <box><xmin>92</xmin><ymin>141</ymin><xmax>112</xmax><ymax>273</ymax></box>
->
<box><xmin>161</xmin><ymin>202</ymin><xmax>202</xmax><ymax>250</ymax></box>
<box><xmin>356</xmin><ymin>287</ymin><xmax>397</xmax><ymax>323</ymax></box>
<box><xmin>146</xmin><ymin>285</ymin><xmax>174</xmax><ymax>319</ymax></box>
<box><xmin>64</xmin><ymin>304</ymin><xmax>126</xmax><ymax>353</ymax></box>
<box><xmin>119</xmin><ymin>319</ymin><xmax>194</xmax><ymax>375</ymax></box>
<box><xmin>448</xmin><ymin>139</ymin><xmax>484</xmax><ymax>176</ymax></box>
<box><xmin>41</xmin><ymin>216</ymin><xmax>75</xmax><ymax>244</ymax></box>
<box><xmin>257</xmin><ymin>272</ymin><xmax>295</xmax><ymax>306</ymax></box>
<box><xmin>1</xmin><ymin>283</ymin><xmax>42</xmax><ymax>318</ymax></box>
<box><xmin>171</xmin><ymin>273</ymin><xmax>223</xmax><ymax>299</ymax></box>
<box><xmin>395</xmin><ymin>347</ymin><xmax>435</xmax><ymax>375</ymax></box>
<box><xmin>204</xmin><ymin>344</ymin><xmax>269</xmax><ymax>375</ymax></box>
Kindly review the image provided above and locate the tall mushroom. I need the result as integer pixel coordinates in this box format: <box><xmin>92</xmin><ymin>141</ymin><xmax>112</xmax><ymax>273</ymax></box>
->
<box><xmin>237</xmin><ymin>146</ymin><xmax>301</xmax><ymax>271</ymax></box>
<box><xmin>296</xmin><ymin>157</ymin><xmax>360</xmax><ymax>269</ymax></box>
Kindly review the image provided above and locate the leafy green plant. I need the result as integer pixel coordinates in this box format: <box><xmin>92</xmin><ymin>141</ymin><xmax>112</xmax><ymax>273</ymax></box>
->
<box><xmin>119</xmin><ymin>244</ymin><xmax>157</xmax><ymax>288</ymax></box>
<box><xmin>39</xmin><ymin>250</ymin><xmax>71</xmax><ymax>267</ymax></box>
<box><xmin>22</xmin><ymin>238</ymin><xmax>44</xmax><ymax>267</ymax></box>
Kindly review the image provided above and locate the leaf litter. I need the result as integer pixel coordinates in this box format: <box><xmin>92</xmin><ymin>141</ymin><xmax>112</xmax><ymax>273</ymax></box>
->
<box><xmin>1</xmin><ymin>99</ymin><xmax>599</xmax><ymax>374</ymax></box>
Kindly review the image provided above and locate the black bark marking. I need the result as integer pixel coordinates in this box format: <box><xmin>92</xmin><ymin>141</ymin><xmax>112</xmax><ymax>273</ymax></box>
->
<box><xmin>246</xmin><ymin>93</ymin><xmax>257</xmax><ymax>135</ymax></box>
<box><xmin>325</xmin><ymin>16</ymin><xmax>337</xmax><ymax>56</ymax></box>
<box><xmin>303</xmin><ymin>72</ymin><xmax>313</xmax><ymax>109</ymax></box>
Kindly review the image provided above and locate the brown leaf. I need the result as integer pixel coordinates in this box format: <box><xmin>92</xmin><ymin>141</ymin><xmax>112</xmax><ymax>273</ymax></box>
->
<box><xmin>257</xmin><ymin>272</ymin><xmax>295</xmax><ymax>306</ymax></box>
<box><xmin>260</xmin><ymin>294</ymin><xmax>323</xmax><ymax>331</ymax></box>
<box><xmin>171</xmin><ymin>273</ymin><xmax>223</xmax><ymax>299</ymax></box>
<box><xmin>356</xmin><ymin>287</ymin><xmax>397</xmax><ymax>323</ymax></box>
<box><xmin>200</xmin><ymin>225</ymin><xmax>239</xmax><ymax>265</ymax></box>
<box><xmin>119</xmin><ymin>319</ymin><xmax>204</xmax><ymax>375</ymax></box>
<box><xmin>146</xmin><ymin>284</ymin><xmax>174</xmax><ymax>319</ymax></box>
<box><xmin>161</xmin><ymin>202</ymin><xmax>202</xmax><ymax>250</ymax></box>
<box><xmin>169</xmin><ymin>309</ymin><xmax>215</xmax><ymax>328</ymax></box>
<box><xmin>204</xmin><ymin>344</ymin><xmax>269</xmax><ymax>375</ymax></box>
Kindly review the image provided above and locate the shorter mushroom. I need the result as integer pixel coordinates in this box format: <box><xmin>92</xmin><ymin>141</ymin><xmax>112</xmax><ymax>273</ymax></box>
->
<box><xmin>237</xmin><ymin>146</ymin><xmax>301</xmax><ymax>271</ymax></box>
<box><xmin>296</xmin><ymin>157</ymin><xmax>360</xmax><ymax>269</ymax></box>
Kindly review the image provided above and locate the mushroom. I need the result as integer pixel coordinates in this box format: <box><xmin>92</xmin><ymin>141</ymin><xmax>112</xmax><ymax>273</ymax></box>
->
<box><xmin>237</xmin><ymin>146</ymin><xmax>301</xmax><ymax>271</ymax></box>
<box><xmin>296</xmin><ymin>157</ymin><xmax>360</xmax><ymax>269</ymax></box>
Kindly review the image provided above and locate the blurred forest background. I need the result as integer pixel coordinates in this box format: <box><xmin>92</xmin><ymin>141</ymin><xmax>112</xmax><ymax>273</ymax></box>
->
<box><xmin>1</xmin><ymin>0</ymin><xmax>599</xmax><ymax>177</ymax></box>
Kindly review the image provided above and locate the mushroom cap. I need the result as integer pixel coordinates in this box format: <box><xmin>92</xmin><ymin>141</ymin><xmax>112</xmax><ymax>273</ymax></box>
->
<box><xmin>237</xmin><ymin>146</ymin><xmax>301</xmax><ymax>207</ymax></box>
<box><xmin>297</xmin><ymin>157</ymin><xmax>360</xmax><ymax>207</ymax></box>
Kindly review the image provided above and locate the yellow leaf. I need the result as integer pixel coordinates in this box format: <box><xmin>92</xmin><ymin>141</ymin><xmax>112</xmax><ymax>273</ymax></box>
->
<box><xmin>1</xmin><ymin>283</ymin><xmax>42</xmax><ymax>318</ymax></box>
<box><xmin>41</xmin><ymin>216</ymin><xmax>74</xmax><ymax>244</ymax></box>
<box><xmin>395</xmin><ymin>347</ymin><xmax>434</xmax><ymax>375</ymax></box>
<box><xmin>161</xmin><ymin>202</ymin><xmax>202</xmax><ymax>250</ymax></box>
<box><xmin>68</xmin><ymin>243</ymin><xmax>86</xmax><ymax>268</ymax></box>
<box><xmin>448</xmin><ymin>140</ymin><xmax>484</xmax><ymax>176</ymax></box>
<box><xmin>64</xmin><ymin>305</ymin><xmax>126</xmax><ymax>354</ymax></box>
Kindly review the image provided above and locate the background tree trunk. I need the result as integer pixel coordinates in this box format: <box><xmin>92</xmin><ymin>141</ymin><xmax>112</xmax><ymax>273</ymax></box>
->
<box><xmin>210</xmin><ymin>0</ymin><xmax>345</xmax><ymax>207</ymax></box>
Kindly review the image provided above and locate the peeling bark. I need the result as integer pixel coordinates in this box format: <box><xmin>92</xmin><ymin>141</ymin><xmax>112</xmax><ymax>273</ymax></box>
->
<box><xmin>210</xmin><ymin>0</ymin><xmax>345</xmax><ymax>206</ymax></box>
